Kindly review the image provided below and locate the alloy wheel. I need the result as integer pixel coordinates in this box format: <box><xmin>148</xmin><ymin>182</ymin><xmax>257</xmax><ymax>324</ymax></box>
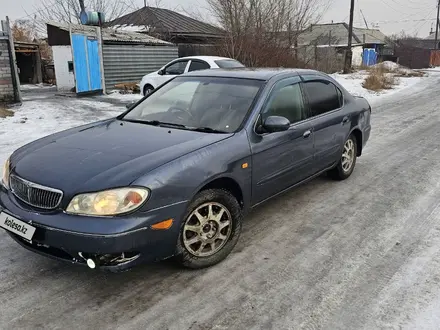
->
<box><xmin>183</xmin><ymin>202</ymin><xmax>232</xmax><ymax>257</ymax></box>
<box><xmin>342</xmin><ymin>138</ymin><xmax>355</xmax><ymax>172</ymax></box>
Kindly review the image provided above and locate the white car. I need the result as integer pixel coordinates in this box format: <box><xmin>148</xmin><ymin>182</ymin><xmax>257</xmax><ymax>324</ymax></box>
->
<box><xmin>139</xmin><ymin>56</ymin><xmax>245</xmax><ymax>96</ymax></box>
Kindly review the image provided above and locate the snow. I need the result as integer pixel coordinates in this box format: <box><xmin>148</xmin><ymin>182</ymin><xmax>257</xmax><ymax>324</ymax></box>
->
<box><xmin>104</xmin><ymin>90</ymin><xmax>143</xmax><ymax>103</ymax></box>
<box><xmin>373</xmin><ymin>60</ymin><xmax>401</xmax><ymax>71</ymax></box>
<box><xmin>20</xmin><ymin>84</ymin><xmax>55</xmax><ymax>91</ymax></box>
<box><xmin>331</xmin><ymin>71</ymin><xmax>424</xmax><ymax>105</ymax></box>
<box><xmin>0</xmin><ymin>92</ymin><xmax>125</xmax><ymax>167</ymax></box>
<box><xmin>113</xmin><ymin>24</ymin><xmax>149</xmax><ymax>33</ymax></box>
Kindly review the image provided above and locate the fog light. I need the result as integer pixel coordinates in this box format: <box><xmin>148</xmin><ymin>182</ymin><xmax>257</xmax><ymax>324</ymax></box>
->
<box><xmin>86</xmin><ymin>259</ymin><xmax>96</xmax><ymax>269</ymax></box>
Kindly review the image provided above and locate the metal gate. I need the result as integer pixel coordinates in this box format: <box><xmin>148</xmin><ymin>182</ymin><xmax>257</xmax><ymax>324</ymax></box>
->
<box><xmin>71</xmin><ymin>34</ymin><xmax>102</xmax><ymax>93</ymax></box>
<box><xmin>102</xmin><ymin>44</ymin><xmax>178</xmax><ymax>90</ymax></box>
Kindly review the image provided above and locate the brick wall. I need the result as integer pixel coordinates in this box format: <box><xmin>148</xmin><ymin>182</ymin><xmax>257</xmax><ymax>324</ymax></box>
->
<box><xmin>0</xmin><ymin>39</ymin><xmax>14</xmax><ymax>102</ymax></box>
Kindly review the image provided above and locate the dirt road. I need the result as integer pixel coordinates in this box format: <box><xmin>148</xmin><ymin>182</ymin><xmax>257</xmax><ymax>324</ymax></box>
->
<box><xmin>1</xmin><ymin>75</ymin><xmax>440</xmax><ymax>329</ymax></box>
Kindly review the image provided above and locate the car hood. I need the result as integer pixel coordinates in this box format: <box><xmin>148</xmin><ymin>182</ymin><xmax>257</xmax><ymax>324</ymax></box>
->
<box><xmin>11</xmin><ymin>119</ymin><xmax>233</xmax><ymax>196</ymax></box>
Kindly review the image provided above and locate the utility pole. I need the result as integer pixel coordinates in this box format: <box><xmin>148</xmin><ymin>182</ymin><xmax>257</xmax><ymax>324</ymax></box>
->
<box><xmin>344</xmin><ymin>0</ymin><xmax>355</xmax><ymax>73</ymax></box>
<box><xmin>79</xmin><ymin>0</ymin><xmax>85</xmax><ymax>12</ymax></box>
<box><xmin>435</xmin><ymin>0</ymin><xmax>440</xmax><ymax>49</ymax></box>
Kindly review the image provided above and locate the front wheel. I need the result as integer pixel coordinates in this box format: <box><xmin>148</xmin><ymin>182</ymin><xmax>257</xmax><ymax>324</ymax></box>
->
<box><xmin>328</xmin><ymin>134</ymin><xmax>358</xmax><ymax>180</ymax></box>
<box><xmin>176</xmin><ymin>189</ymin><xmax>242</xmax><ymax>269</ymax></box>
<box><xmin>143</xmin><ymin>85</ymin><xmax>154</xmax><ymax>96</ymax></box>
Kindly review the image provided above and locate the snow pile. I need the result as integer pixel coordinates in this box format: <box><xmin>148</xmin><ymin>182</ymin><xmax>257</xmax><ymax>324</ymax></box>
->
<box><xmin>331</xmin><ymin>70</ymin><xmax>424</xmax><ymax>104</ymax></box>
<box><xmin>374</xmin><ymin>61</ymin><xmax>400</xmax><ymax>71</ymax></box>
<box><xmin>105</xmin><ymin>90</ymin><xmax>143</xmax><ymax>103</ymax></box>
<box><xmin>372</xmin><ymin>61</ymin><xmax>423</xmax><ymax>77</ymax></box>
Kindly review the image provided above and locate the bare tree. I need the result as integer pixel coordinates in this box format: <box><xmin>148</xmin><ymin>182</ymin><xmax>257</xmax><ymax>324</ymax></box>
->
<box><xmin>207</xmin><ymin>0</ymin><xmax>331</xmax><ymax>67</ymax></box>
<box><xmin>27</xmin><ymin>0</ymin><xmax>134</xmax><ymax>34</ymax></box>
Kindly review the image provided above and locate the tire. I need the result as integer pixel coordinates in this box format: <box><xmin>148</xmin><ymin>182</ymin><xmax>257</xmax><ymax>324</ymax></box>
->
<box><xmin>176</xmin><ymin>189</ymin><xmax>242</xmax><ymax>269</ymax></box>
<box><xmin>143</xmin><ymin>85</ymin><xmax>154</xmax><ymax>96</ymax></box>
<box><xmin>328</xmin><ymin>133</ymin><xmax>358</xmax><ymax>180</ymax></box>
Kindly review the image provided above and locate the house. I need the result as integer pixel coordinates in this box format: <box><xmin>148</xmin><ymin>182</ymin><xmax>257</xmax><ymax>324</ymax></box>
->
<box><xmin>106</xmin><ymin>6</ymin><xmax>224</xmax><ymax>56</ymax></box>
<box><xmin>390</xmin><ymin>32</ymin><xmax>440</xmax><ymax>69</ymax></box>
<box><xmin>296</xmin><ymin>23</ymin><xmax>389</xmax><ymax>69</ymax></box>
<box><xmin>46</xmin><ymin>21</ymin><xmax>178</xmax><ymax>92</ymax></box>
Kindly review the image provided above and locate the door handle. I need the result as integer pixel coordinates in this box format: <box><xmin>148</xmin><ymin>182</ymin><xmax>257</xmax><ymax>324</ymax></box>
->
<box><xmin>303</xmin><ymin>130</ymin><xmax>312</xmax><ymax>139</ymax></box>
<box><xmin>342</xmin><ymin>116</ymin><xmax>350</xmax><ymax>124</ymax></box>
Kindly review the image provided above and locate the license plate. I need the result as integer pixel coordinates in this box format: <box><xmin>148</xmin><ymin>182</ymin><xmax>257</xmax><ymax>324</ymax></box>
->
<box><xmin>0</xmin><ymin>212</ymin><xmax>36</xmax><ymax>241</ymax></box>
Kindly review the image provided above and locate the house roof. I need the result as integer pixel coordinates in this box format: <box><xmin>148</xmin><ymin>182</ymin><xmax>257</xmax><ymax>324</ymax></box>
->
<box><xmin>425</xmin><ymin>32</ymin><xmax>439</xmax><ymax>40</ymax></box>
<box><xmin>397</xmin><ymin>38</ymin><xmax>436</xmax><ymax>49</ymax></box>
<box><xmin>46</xmin><ymin>21</ymin><xmax>173</xmax><ymax>45</ymax></box>
<box><xmin>298</xmin><ymin>23</ymin><xmax>387</xmax><ymax>46</ymax></box>
<box><xmin>298</xmin><ymin>23</ymin><xmax>360</xmax><ymax>46</ymax></box>
<box><xmin>106</xmin><ymin>6</ymin><xmax>224</xmax><ymax>38</ymax></box>
<box><xmin>353</xmin><ymin>28</ymin><xmax>387</xmax><ymax>44</ymax></box>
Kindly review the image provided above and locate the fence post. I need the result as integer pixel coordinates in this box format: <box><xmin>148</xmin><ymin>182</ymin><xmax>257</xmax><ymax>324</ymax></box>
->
<box><xmin>5</xmin><ymin>16</ymin><xmax>21</xmax><ymax>102</ymax></box>
<box><xmin>96</xmin><ymin>26</ymin><xmax>106</xmax><ymax>94</ymax></box>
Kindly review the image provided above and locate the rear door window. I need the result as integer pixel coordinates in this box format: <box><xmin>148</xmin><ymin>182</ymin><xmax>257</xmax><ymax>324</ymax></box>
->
<box><xmin>303</xmin><ymin>81</ymin><xmax>342</xmax><ymax>117</ymax></box>
<box><xmin>164</xmin><ymin>60</ymin><xmax>189</xmax><ymax>75</ymax></box>
<box><xmin>188</xmin><ymin>60</ymin><xmax>211</xmax><ymax>72</ymax></box>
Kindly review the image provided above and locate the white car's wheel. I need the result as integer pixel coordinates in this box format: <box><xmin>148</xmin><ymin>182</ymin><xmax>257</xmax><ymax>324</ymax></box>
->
<box><xmin>143</xmin><ymin>85</ymin><xmax>154</xmax><ymax>96</ymax></box>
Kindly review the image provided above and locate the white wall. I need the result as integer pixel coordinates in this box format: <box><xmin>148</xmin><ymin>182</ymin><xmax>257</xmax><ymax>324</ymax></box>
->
<box><xmin>52</xmin><ymin>46</ymin><xmax>75</xmax><ymax>91</ymax></box>
<box><xmin>352</xmin><ymin>46</ymin><xmax>364</xmax><ymax>67</ymax></box>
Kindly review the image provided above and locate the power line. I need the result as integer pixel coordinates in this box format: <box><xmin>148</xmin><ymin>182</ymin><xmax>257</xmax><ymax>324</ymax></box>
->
<box><xmin>411</xmin><ymin>7</ymin><xmax>437</xmax><ymax>35</ymax></box>
<box><xmin>386</xmin><ymin>0</ymin><xmax>435</xmax><ymax>11</ymax></box>
<box><xmin>375</xmin><ymin>18</ymin><xmax>437</xmax><ymax>24</ymax></box>
<box><xmin>376</xmin><ymin>0</ymin><xmax>429</xmax><ymax>16</ymax></box>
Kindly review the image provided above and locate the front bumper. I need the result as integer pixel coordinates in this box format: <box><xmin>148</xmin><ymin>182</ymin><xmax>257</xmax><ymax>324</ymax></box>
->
<box><xmin>0</xmin><ymin>188</ymin><xmax>187</xmax><ymax>272</ymax></box>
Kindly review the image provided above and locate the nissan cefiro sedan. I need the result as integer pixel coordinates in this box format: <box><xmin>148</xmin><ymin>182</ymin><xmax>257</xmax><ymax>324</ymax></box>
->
<box><xmin>0</xmin><ymin>68</ymin><xmax>371</xmax><ymax>271</ymax></box>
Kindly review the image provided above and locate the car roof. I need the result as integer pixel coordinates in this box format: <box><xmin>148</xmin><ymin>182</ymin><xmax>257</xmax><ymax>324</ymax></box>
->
<box><xmin>181</xmin><ymin>68</ymin><xmax>322</xmax><ymax>80</ymax></box>
<box><xmin>177</xmin><ymin>56</ymin><xmax>237</xmax><ymax>61</ymax></box>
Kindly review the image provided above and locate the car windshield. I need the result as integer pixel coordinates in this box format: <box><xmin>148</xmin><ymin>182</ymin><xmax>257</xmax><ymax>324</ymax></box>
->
<box><xmin>122</xmin><ymin>76</ymin><xmax>262</xmax><ymax>133</ymax></box>
<box><xmin>215</xmin><ymin>60</ymin><xmax>245</xmax><ymax>68</ymax></box>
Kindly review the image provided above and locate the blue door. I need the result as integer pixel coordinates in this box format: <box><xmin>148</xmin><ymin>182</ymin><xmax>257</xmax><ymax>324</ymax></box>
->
<box><xmin>71</xmin><ymin>34</ymin><xmax>102</xmax><ymax>93</ymax></box>
<box><xmin>362</xmin><ymin>48</ymin><xmax>377</xmax><ymax>66</ymax></box>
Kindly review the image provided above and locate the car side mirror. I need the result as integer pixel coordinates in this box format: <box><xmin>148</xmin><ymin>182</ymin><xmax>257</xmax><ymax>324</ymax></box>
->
<box><xmin>158</xmin><ymin>69</ymin><xmax>164</xmax><ymax>75</ymax></box>
<box><xmin>262</xmin><ymin>116</ymin><xmax>290</xmax><ymax>133</ymax></box>
<box><xmin>125</xmin><ymin>102</ymin><xmax>136</xmax><ymax>110</ymax></box>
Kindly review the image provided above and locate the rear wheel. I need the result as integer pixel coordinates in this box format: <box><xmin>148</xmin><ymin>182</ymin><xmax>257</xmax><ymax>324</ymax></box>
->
<box><xmin>329</xmin><ymin>134</ymin><xmax>358</xmax><ymax>180</ymax></box>
<box><xmin>176</xmin><ymin>189</ymin><xmax>242</xmax><ymax>269</ymax></box>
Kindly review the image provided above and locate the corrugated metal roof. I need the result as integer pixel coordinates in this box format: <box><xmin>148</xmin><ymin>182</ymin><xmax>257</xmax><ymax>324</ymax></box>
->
<box><xmin>353</xmin><ymin>28</ymin><xmax>387</xmax><ymax>44</ymax></box>
<box><xmin>106</xmin><ymin>6</ymin><xmax>224</xmax><ymax>38</ymax></box>
<box><xmin>298</xmin><ymin>23</ymin><xmax>387</xmax><ymax>46</ymax></box>
<box><xmin>46</xmin><ymin>21</ymin><xmax>173</xmax><ymax>45</ymax></box>
<box><xmin>298</xmin><ymin>23</ymin><xmax>360</xmax><ymax>46</ymax></box>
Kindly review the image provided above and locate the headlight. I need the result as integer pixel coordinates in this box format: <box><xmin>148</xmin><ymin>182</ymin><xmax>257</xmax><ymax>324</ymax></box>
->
<box><xmin>66</xmin><ymin>187</ymin><xmax>149</xmax><ymax>216</ymax></box>
<box><xmin>1</xmin><ymin>157</ymin><xmax>10</xmax><ymax>190</ymax></box>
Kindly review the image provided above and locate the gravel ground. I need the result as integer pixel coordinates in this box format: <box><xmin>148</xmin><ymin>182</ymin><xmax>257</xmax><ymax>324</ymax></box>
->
<box><xmin>1</xmin><ymin>74</ymin><xmax>440</xmax><ymax>329</ymax></box>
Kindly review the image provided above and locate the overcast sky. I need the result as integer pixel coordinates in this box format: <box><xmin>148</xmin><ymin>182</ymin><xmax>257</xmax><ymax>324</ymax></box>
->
<box><xmin>0</xmin><ymin>0</ymin><xmax>437</xmax><ymax>38</ymax></box>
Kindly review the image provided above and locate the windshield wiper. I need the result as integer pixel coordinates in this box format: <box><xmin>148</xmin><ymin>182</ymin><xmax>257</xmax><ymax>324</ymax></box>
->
<box><xmin>190</xmin><ymin>127</ymin><xmax>228</xmax><ymax>133</ymax></box>
<box><xmin>123</xmin><ymin>119</ymin><xmax>187</xmax><ymax>129</ymax></box>
<box><xmin>123</xmin><ymin>119</ymin><xmax>227</xmax><ymax>133</ymax></box>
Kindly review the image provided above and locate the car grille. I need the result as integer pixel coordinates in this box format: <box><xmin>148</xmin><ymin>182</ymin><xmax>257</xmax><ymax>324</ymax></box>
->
<box><xmin>10</xmin><ymin>175</ymin><xmax>63</xmax><ymax>210</ymax></box>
